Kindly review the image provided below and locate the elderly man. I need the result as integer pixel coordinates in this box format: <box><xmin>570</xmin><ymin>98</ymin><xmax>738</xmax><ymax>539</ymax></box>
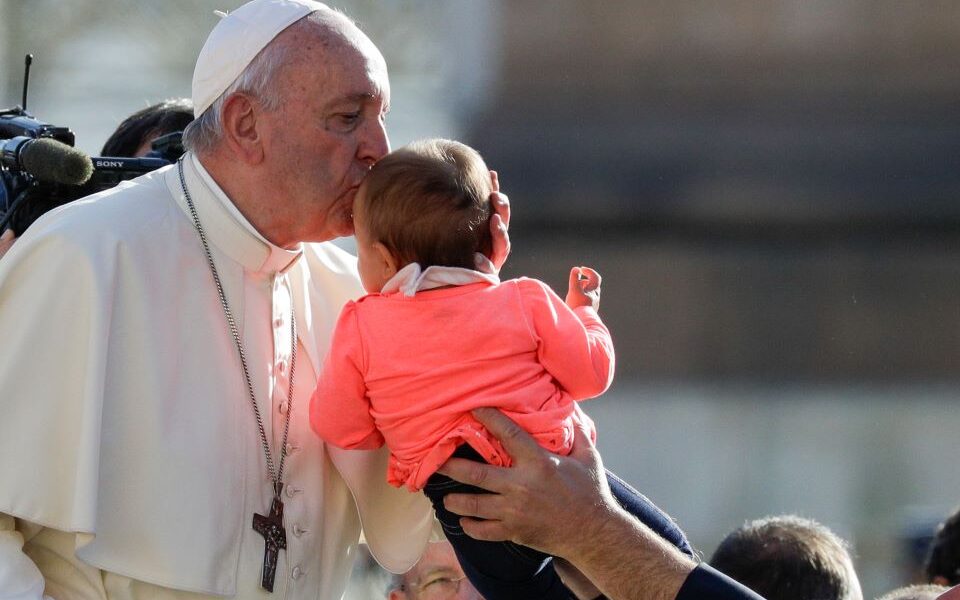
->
<box><xmin>0</xmin><ymin>1</ymin><xmax>508</xmax><ymax>598</ymax></box>
<box><xmin>387</xmin><ymin>541</ymin><xmax>484</xmax><ymax>600</ymax></box>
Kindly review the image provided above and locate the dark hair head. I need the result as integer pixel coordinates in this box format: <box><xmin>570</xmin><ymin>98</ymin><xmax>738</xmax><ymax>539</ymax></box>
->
<box><xmin>359</xmin><ymin>138</ymin><xmax>492</xmax><ymax>270</ymax></box>
<box><xmin>709</xmin><ymin>515</ymin><xmax>859</xmax><ymax>600</ymax></box>
<box><xmin>925</xmin><ymin>506</ymin><xmax>960</xmax><ymax>585</ymax></box>
<box><xmin>101</xmin><ymin>98</ymin><xmax>194</xmax><ymax>157</ymax></box>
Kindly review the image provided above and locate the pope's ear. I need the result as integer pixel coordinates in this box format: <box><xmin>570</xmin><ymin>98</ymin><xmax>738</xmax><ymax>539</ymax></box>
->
<box><xmin>373</xmin><ymin>241</ymin><xmax>399</xmax><ymax>278</ymax></box>
<box><xmin>219</xmin><ymin>92</ymin><xmax>264</xmax><ymax>165</ymax></box>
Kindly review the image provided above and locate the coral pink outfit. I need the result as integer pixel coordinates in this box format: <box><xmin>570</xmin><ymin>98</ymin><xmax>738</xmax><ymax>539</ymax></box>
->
<box><xmin>310</xmin><ymin>268</ymin><xmax>614</xmax><ymax>491</ymax></box>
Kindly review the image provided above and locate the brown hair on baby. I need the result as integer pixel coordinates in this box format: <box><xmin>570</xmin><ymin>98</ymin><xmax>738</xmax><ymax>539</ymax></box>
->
<box><xmin>358</xmin><ymin>138</ymin><xmax>493</xmax><ymax>270</ymax></box>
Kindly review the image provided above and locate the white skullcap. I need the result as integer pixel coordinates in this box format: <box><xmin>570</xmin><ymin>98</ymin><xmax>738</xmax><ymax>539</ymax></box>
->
<box><xmin>192</xmin><ymin>0</ymin><xmax>330</xmax><ymax>116</ymax></box>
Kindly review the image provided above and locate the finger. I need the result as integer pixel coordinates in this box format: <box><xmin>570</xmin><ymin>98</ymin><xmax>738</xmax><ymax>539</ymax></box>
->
<box><xmin>488</xmin><ymin>213</ymin><xmax>511</xmax><ymax>272</ymax></box>
<box><xmin>0</xmin><ymin>229</ymin><xmax>14</xmax><ymax>241</ymax></box>
<box><xmin>458</xmin><ymin>516</ymin><xmax>511</xmax><ymax>542</ymax></box>
<box><xmin>442</xmin><ymin>489</ymin><xmax>510</xmax><ymax>520</ymax></box>
<box><xmin>568</xmin><ymin>418</ymin><xmax>601</xmax><ymax>466</ymax></box>
<box><xmin>471</xmin><ymin>407</ymin><xmax>544</xmax><ymax>463</ymax></box>
<box><xmin>436</xmin><ymin>456</ymin><xmax>510</xmax><ymax>494</ymax></box>
<box><xmin>491</xmin><ymin>192</ymin><xmax>510</xmax><ymax>228</ymax></box>
<box><xmin>568</xmin><ymin>267</ymin><xmax>583</xmax><ymax>295</ymax></box>
<box><xmin>579</xmin><ymin>266</ymin><xmax>601</xmax><ymax>291</ymax></box>
<box><xmin>489</xmin><ymin>170</ymin><xmax>500</xmax><ymax>193</ymax></box>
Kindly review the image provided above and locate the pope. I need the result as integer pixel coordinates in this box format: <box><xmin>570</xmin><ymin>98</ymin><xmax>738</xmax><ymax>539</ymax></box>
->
<box><xmin>0</xmin><ymin>2</ymin><xmax>765</xmax><ymax>599</ymax></box>
<box><xmin>0</xmin><ymin>1</ymin><xmax>509</xmax><ymax>598</ymax></box>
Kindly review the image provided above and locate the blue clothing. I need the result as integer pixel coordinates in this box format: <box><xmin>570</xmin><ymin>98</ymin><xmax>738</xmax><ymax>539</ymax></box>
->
<box><xmin>677</xmin><ymin>565</ymin><xmax>767</xmax><ymax>600</ymax></box>
<box><xmin>423</xmin><ymin>445</ymin><xmax>693</xmax><ymax>600</ymax></box>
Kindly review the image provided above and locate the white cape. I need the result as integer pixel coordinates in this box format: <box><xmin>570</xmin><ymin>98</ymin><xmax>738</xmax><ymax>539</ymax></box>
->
<box><xmin>0</xmin><ymin>159</ymin><xmax>432</xmax><ymax>595</ymax></box>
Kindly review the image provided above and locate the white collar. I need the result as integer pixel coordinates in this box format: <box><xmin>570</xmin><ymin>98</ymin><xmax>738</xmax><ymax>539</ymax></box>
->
<box><xmin>381</xmin><ymin>254</ymin><xmax>499</xmax><ymax>297</ymax></box>
<box><xmin>185</xmin><ymin>153</ymin><xmax>302</xmax><ymax>274</ymax></box>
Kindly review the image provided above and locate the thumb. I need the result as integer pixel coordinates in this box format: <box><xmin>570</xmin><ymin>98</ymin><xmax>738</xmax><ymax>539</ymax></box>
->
<box><xmin>568</xmin><ymin>267</ymin><xmax>582</xmax><ymax>293</ymax></box>
<box><xmin>1</xmin><ymin>229</ymin><xmax>14</xmax><ymax>241</ymax></box>
<box><xmin>569</xmin><ymin>418</ymin><xmax>600</xmax><ymax>465</ymax></box>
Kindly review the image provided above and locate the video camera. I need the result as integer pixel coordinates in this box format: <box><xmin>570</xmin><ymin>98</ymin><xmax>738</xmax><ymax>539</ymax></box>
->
<box><xmin>0</xmin><ymin>55</ymin><xmax>184</xmax><ymax>236</ymax></box>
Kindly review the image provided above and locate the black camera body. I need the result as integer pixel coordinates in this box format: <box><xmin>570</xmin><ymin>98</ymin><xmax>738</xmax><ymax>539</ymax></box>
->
<box><xmin>0</xmin><ymin>107</ymin><xmax>183</xmax><ymax>236</ymax></box>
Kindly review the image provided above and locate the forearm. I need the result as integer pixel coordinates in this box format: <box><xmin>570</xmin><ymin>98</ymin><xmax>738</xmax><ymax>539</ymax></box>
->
<box><xmin>439</xmin><ymin>409</ymin><xmax>755</xmax><ymax>600</ymax></box>
<box><xmin>560</xmin><ymin>503</ymin><xmax>694</xmax><ymax>600</ymax></box>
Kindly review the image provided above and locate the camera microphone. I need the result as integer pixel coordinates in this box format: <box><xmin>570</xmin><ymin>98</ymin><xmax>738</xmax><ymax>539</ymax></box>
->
<box><xmin>1</xmin><ymin>136</ymin><xmax>93</xmax><ymax>186</ymax></box>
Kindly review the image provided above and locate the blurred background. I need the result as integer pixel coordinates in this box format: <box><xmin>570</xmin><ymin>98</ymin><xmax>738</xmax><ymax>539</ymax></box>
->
<box><xmin>2</xmin><ymin>1</ymin><xmax>959</xmax><ymax>597</ymax></box>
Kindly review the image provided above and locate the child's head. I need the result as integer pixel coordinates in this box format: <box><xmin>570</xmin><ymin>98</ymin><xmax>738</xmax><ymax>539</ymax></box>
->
<box><xmin>353</xmin><ymin>138</ymin><xmax>493</xmax><ymax>293</ymax></box>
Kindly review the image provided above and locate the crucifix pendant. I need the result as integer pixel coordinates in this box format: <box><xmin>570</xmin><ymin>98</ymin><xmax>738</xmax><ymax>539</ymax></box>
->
<box><xmin>252</xmin><ymin>489</ymin><xmax>287</xmax><ymax>592</ymax></box>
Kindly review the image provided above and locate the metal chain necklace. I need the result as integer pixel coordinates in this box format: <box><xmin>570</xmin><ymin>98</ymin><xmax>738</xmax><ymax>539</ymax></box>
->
<box><xmin>177</xmin><ymin>158</ymin><xmax>296</xmax><ymax>592</ymax></box>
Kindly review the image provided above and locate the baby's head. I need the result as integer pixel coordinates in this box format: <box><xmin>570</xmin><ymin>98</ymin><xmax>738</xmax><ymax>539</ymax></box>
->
<box><xmin>353</xmin><ymin>138</ymin><xmax>493</xmax><ymax>293</ymax></box>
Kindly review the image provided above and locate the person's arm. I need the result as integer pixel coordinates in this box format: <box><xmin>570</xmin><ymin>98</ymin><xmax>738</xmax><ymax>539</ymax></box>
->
<box><xmin>438</xmin><ymin>408</ymin><xmax>764</xmax><ymax>600</ymax></box>
<box><xmin>308</xmin><ymin>302</ymin><xmax>383</xmax><ymax>449</ymax></box>
<box><xmin>520</xmin><ymin>269</ymin><xmax>614</xmax><ymax>400</ymax></box>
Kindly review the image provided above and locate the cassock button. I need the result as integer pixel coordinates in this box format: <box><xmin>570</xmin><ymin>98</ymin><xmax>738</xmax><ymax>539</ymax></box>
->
<box><xmin>279</xmin><ymin>401</ymin><xmax>288</xmax><ymax>414</ymax></box>
<box><xmin>285</xmin><ymin>443</ymin><xmax>298</xmax><ymax>454</ymax></box>
<box><xmin>291</xmin><ymin>566</ymin><xmax>303</xmax><ymax>580</ymax></box>
<box><xmin>285</xmin><ymin>485</ymin><xmax>301</xmax><ymax>498</ymax></box>
<box><xmin>292</xmin><ymin>524</ymin><xmax>307</xmax><ymax>537</ymax></box>
<box><xmin>273</xmin><ymin>318</ymin><xmax>283</xmax><ymax>329</ymax></box>
<box><xmin>277</xmin><ymin>361</ymin><xmax>286</xmax><ymax>375</ymax></box>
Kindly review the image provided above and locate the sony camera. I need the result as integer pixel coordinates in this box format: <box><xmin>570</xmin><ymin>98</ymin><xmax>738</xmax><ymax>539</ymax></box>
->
<box><xmin>0</xmin><ymin>106</ymin><xmax>183</xmax><ymax>236</ymax></box>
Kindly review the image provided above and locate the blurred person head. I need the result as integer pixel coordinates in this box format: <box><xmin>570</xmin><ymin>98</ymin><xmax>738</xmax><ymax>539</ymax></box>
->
<box><xmin>877</xmin><ymin>584</ymin><xmax>950</xmax><ymax>600</ymax></box>
<box><xmin>1</xmin><ymin>99</ymin><xmax>196</xmax><ymax>258</ymax></box>
<box><xmin>709</xmin><ymin>515</ymin><xmax>863</xmax><ymax>600</ymax></box>
<box><xmin>926</xmin><ymin>507</ymin><xmax>960</xmax><ymax>586</ymax></box>
<box><xmin>101</xmin><ymin>98</ymin><xmax>194</xmax><ymax>157</ymax></box>
<box><xmin>387</xmin><ymin>540</ymin><xmax>483</xmax><ymax>600</ymax></box>
<box><xmin>182</xmin><ymin>1</ymin><xmax>390</xmax><ymax>248</ymax></box>
<box><xmin>353</xmin><ymin>138</ymin><xmax>492</xmax><ymax>293</ymax></box>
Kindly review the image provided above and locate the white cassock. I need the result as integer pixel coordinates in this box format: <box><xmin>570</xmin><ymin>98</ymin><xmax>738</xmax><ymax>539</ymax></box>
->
<box><xmin>0</xmin><ymin>154</ymin><xmax>433</xmax><ymax>599</ymax></box>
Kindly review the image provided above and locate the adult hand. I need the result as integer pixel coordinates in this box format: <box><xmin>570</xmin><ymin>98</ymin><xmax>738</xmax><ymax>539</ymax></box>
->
<box><xmin>0</xmin><ymin>229</ymin><xmax>16</xmax><ymax>260</ymax></box>
<box><xmin>437</xmin><ymin>407</ymin><xmax>614</xmax><ymax>558</ymax></box>
<box><xmin>439</xmin><ymin>409</ymin><xmax>699</xmax><ymax>600</ymax></box>
<box><xmin>487</xmin><ymin>171</ymin><xmax>511</xmax><ymax>272</ymax></box>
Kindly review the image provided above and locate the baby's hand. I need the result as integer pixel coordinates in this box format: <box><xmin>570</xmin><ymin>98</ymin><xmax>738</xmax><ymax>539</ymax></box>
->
<box><xmin>565</xmin><ymin>266</ymin><xmax>601</xmax><ymax>311</ymax></box>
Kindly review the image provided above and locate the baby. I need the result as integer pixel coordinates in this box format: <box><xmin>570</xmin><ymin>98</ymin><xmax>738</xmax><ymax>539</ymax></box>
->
<box><xmin>310</xmin><ymin>139</ymin><xmax>691</xmax><ymax>600</ymax></box>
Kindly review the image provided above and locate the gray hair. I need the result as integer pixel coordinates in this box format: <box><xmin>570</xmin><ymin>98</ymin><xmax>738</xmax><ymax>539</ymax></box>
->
<box><xmin>876</xmin><ymin>584</ymin><xmax>950</xmax><ymax>600</ymax></box>
<box><xmin>183</xmin><ymin>9</ymin><xmax>357</xmax><ymax>155</ymax></box>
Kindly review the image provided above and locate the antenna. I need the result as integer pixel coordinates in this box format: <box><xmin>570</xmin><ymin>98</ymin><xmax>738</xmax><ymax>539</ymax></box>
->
<box><xmin>22</xmin><ymin>54</ymin><xmax>33</xmax><ymax>110</ymax></box>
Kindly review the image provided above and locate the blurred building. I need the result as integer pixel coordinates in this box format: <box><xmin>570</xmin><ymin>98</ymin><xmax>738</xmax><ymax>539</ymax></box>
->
<box><xmin>473</xmin><ymin>0</ymin><xmax>960</xmax><ymax>380</ymax></box>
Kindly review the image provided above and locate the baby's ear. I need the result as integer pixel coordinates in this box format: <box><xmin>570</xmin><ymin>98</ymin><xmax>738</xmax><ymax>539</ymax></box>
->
<box><xmin>373</xmin><ymin>241</ymin><xmax>399</xmax><ymax>278</ymax></box>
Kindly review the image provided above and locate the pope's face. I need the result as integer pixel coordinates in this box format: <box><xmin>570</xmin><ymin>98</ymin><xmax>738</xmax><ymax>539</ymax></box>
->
<box><xmin>258</xmin><ymin>21</ymin><xmax>390</xmax><ymax>244</ymax></box>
